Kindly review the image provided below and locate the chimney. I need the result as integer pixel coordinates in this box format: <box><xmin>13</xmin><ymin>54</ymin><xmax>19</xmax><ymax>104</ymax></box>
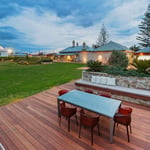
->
<box><xmin>72</xmin><ymin>40</ymin><xmax>75</xmax><ymax>47</ymax></box>
<box><xmin>82</xmin><ymin>42</ymin><xmax>86</xmax><ymax>50</ymax></box>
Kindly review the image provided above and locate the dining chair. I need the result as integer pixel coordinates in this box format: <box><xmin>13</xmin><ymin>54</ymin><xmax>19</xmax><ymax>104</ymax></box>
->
<box><xmin>118</xmin><ymin>106</ymin><xmax>132</xmax><ymax>133</ymax></box>
<box><xmin>58</xmin><ymin>89</ymin><xmax>69</xmax><ymax>96</ymax></box>
<box><xmin>59</xmin><ymin>102</ymin><xmax>78</xmax><ymax>132</ymax></box>
<box><xmin>113</xmin><ymin>107</ymin><xmax>132</xmax><ymax>142</ymax></box>
<box><xmin>99</xmin><ymin>92</ymin><xmax>112</xmax><ymax>98</ymax></box>
<box><xmin>118</xmin><ymin>107</ymin><xmax>132</xmax><ymax>114</ymax></box>
<box><xmin>79</xmin><ymin>109</ymin><xmax>100</xmax><ymax>145</ymax></box>
<box><xmin>84</xmin><ymin>89</ymin><xmax>93</xmax><ymax>94</ymax></box>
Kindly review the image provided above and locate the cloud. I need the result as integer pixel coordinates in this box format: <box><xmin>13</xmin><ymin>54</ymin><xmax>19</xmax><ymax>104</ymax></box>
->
<box><xmin>101</xmin><ymin>0</ymin><xmax>149</xmax><ymax>46</ymax></box>
<box><xmin>0</xmin><ymin>26</ymin><xmax>24</xmax><ymax>39</ymax></box>
<box><xmin>2</xmin><ymin>7</ymin><xmax>98</xmax><ymax>50</ymax></box>
<box><xmin>0</xmin><ymin>1</ymin><xmax>22</xmax><ymax>19</ymax></box>
<box><xmin>0</xmin><ymin>0</ymin><xmax>149</xmax><ymax>53</ymax></box>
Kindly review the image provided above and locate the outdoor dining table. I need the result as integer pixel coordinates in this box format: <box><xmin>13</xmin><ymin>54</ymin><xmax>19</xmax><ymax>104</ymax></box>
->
<box><xmin>57</xmin><ymin>89</ymin><xmax>122</xmax><ymax>143</ymax></box>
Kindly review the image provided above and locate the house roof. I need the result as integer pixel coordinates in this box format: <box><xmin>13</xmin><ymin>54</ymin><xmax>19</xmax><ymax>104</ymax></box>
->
<box><xmin>60</xmin><ymin>45</ymin><xmax>93</xmax><ymax>53</ymax></box>
<box><xmin>13</xmin><ymin>53</ymin><xmax>27</xmax><ymax>57</ymax></box>
<box><xmin>56</xmin><ymin>53</ymin><xmax>77</xmax><ymax>56</ymax></box>
<box><xmin>59</xmin><ymin>41</ymin><xmax>128</xmax><ymax>54</ymax></box>
<box><xmin>0</xmin><ymin>45</ymin><xmax>7</xmax><ymax>52</ymax></box>
<box><xmin>136</xmin><ymin>47</ymin><xmax>150</xmax><ymax>53</ymax></box>
<box><xmin>93</xmin><ymin>41</ymin><xmax>128</xmax><ymax>51</ymax></box>
<box><xmin>0</xmin><ymin>50</ymin><xmax>7</xmax><ymax>52</ymax></box>
<box><xmin>0</xmin><ymin>49</ymin><xmax>7</xmax><ymax>52</ymax></box>
<box><xmin>0</xmin><ymin>45</ymin><xmax>4</xmax><ymax>50</ymax></box>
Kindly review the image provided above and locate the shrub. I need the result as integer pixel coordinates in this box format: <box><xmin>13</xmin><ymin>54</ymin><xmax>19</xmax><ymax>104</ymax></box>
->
<box><xmin>131</xmin><ymin>58</ymin><xmax>150</xmax><ymax>74</ymax></box>
<box><xmin>0</xmin><ymin>57</ymin><xmax>14</xmax><ymax>61</ymax></box>
<box><xmin>108</xmin><ymin>50</ymin><xmax>128</xmax><ymax>68</ymax></box>
<box><xmin>103</xmin><ymin>65</ymin><xmax>150</xmax><ymax>77</ymax></box>
<box><xmin>41</xmin><ymin>59</ymin><xmax>53</xmax><ymax>63</ymax></box>
<box><xmin>16</xmin><ymin>57</ymin><xmax>41</xmax><ymax>65</ymax></box>
<box><xmin>87</xmin><ymin>60</ymin><xmax>104</xmax><ymax>72</ymax></box>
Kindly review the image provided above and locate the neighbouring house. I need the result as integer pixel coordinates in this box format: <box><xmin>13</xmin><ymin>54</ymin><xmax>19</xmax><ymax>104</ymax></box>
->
<box><xmin>0</xmin><ymin>46</ymin><xmax>15</xmax><ymax>57</ymax></box>
<box><xmin>56</xmin><ymin>40</ymin><xmax>133</xmax><ymax>64</ymax></box>
<box><xmin>136</xmin><ymin>47</ymin><xmax>150</xmax><ymax>60</ymax></box>
<box><xmin>0</xmin><ymin>45</ymin><xmax>8</xmax><ymax>57</ymax></box>
<box><xmin>88</xmin><ymin>41</ymin><xmax>133</xmax><ymax>64</ymax></box>
<box><xmin>56</xmin><ymin>40</ymin><xmax>92</xmax><ymax>63</ymax></box>
<box><xmin>46</xmin><ymin>53</ymin><xmax>57</xmax><ymax>60</ymax></box>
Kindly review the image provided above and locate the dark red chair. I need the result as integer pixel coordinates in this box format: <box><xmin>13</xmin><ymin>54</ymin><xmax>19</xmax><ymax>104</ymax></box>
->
<box><xmin>84</xmin><ymin>89</ymin><xmax>93</xmax><ymax>94</ymax></box>
<box><xmin>58</xmin><ymin>89</ymin><xmax>69</xmax><ymax>96</ymax></box>
<box><xmin>118</xmin><ymin>107</ymin><xmax>132</xmax><ymax>114</ymax></box>
<box><xmin>59</xmin><ymin>102</ymin><xmax>78</xmax><ymax>132</ymax></box>
<box><xmin>79</xmin><ymin>109</ymin><xmax>100</xmax><ymax>145</ymax></box>
<box><xmin>118</xmin><ymin>106</ymin><xmax>132</xmax><ymax>133</ymax></box>
<box><xmin>113</xmin><ymin>107</ymin><xmax>132</xmax><ymax>142</ymax></box>
<box><xmin>99</xmin><ymin>92</ymin><xmax>112</xmax><ymax>98</ymax></box>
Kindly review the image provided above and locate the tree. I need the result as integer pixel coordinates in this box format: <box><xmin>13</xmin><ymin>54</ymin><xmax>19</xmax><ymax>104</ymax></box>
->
<box><xmin>137</xmin><ymin>3</ymin><xmax>150</xmax><ymax>47</ymax></box>
<box><xmin>108</xmin><ymin>50</ymin><xmax>128</xmax><ymax>69</ymax></box>
<box><xmin>96</xmin><ymin>24</ymin><xmax>109</xmax><ymax>47</ymax></box>
<box><xmin>131</xmin><ymin>58</ymin><xmax>150</xmax><ymax>74</ymax></box>
<box><xmin>86</xmin><ymin>60</ymin><xmax>104</xmax><ymax>72</ymax></box>
<box><xmin>129</xmin><ymin>44</ymin><xmax>140</xmax><ymax>52</ymax></box>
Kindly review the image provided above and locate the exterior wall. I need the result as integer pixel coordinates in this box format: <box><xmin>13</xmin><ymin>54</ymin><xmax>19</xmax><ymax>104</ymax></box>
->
<box><xmin>56</xmin><ymin>55</ymin><xmax>77</xmax><ymax>62</ymax></box>
<box><xmin>137</xmin><ymin>53</ymin><xmax>150</xmax><ymax>60</ymax></box>
<box><xmin>57</xmin><ymin>50</ymin><xmax>133</xmax><ymax>63</ymax></box>
<box><xmin>79</xmin><ymin>50</ymin><xmax>133</xmax><ymax>64</ymax></box>
<box><xmin>95</xmin><ymin>52</ymin><xmax>111</xmax><ymax>64</ymax></box>
<box><xmin>0</xmin><ymin>51</ymin><xmax>8</xmax><ymax>57</ymax></box>
<box><xmin>136</xmin><ymin>50</ymin><xmax>150</xmax><ymax>60</ymax></box>
<box><xmin>79</xmin><ymin>51</ymin><xmax>88</xmax><ymax>63</ymax></box>
<box><xmin>79</xmin><ymin>51</ymin><xmax>112</xmax><ymax>64</ymax></box>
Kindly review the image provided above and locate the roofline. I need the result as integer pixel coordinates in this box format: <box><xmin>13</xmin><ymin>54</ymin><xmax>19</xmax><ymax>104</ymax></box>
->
<box><xmin>60</xmin><ymin>51</ymin><xmax>79</xmax><ymax>53</ymax></box>
<box><xmin>136</xmin><ymin>53</ymin><xmax>150</xmax><ymax>55</ymax></box>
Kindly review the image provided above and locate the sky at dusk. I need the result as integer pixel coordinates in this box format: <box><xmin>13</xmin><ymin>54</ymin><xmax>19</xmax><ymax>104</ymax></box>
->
<box><xmin>0</xmin><ymin>0</ymin><xmax>149</xmax><ymax>53</ymax></box>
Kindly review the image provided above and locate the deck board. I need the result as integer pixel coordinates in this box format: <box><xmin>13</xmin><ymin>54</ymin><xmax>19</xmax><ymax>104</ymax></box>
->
<box><xmin>0</xmin><ymin>81</ymin><xmax>150</xmax><ymax>150</ymax></box>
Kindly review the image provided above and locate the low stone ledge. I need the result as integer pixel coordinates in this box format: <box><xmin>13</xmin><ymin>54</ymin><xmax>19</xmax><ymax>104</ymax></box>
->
<box><xmin>75</xmin><ymin>79</ymin><xmax>150</xmax><ymax>107</ymax></box>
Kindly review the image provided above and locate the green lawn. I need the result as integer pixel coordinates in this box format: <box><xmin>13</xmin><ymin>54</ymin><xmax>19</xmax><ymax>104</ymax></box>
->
<box><xmin>0</xmin><ymin>62</ymin><xmax>85</xmax><ymax>106</ymax></box>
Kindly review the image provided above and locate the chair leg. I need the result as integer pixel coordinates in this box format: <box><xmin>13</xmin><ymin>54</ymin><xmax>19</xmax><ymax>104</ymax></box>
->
<box><xmin>97</xmin><ymin>124</ymin><xmax>100</xmax><ymax>136</ymax></box>
<box><xmin>75</xmin><ymin>114</ymin><xmax>78</xmax><ymax>125</ymax></box>
<box><xmin>79</xmin><ymin>124</ymin><xmax>81</xmax><ymax>138</ymax></box>
<box><xmin>113</xmin><ymin>122</ymin><xmax>116</xmax><ymax>136</ymax></box>
<box><xmin>68</xmin><ymin>117</ymin><xmax>70</xmax><ymax>132</ymax></box>
<box><xmin>59</xmin><ymin>116</ymin><xmax>61</xmax><ymax>127</ymax></box>
<box><xmin>126</xmin><ymin>125</ymin><xmax>130</xmax><ymax>142</ymax></box>
<box><xmin>91</xmin><ymin>128</ymin><xmax>93</xmax><ymax>145</ymax></box>
<box><xmin>129</xmin><ymin>124</ymin><xmax>132</xmax><ymax>133</ymax></box>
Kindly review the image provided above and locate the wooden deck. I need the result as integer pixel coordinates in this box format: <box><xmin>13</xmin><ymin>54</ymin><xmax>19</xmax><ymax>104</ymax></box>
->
<box><xmin>0</xmin><ymin>81</ymin><xmax>150</xmax><ymax>150</ymax></box>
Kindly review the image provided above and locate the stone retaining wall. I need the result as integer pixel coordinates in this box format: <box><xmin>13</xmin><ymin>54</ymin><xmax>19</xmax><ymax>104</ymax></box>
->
<box><xmin>82</xmin><ymin>71</ymin><xmax>150</xmax><ymax>90</ymax></box>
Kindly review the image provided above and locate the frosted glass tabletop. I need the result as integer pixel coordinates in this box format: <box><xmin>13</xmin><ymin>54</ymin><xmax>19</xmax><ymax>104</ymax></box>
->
<box><xmin>58</xmin><ymin>90</ymin><xmax>121</xmax><ymax>118</ymax></box>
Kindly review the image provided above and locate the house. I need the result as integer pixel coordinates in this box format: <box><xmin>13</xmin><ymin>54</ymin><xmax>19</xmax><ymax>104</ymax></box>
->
<box><xmin>46</xmin><ymin>53</ymin><xmax>57</xmax><ymax>60</ymax></box>
<box><xmin>136</xmin><ymin>47</ymin><xmax>150</xmax><ymax>60</ymax></box>
<box><xmin>56</xmin><ymin>40</ymin><xmax>92</xmax><ymax>63</ymax></box>
<box><xmin>92</xmin><ymin>41</ymin><xmax>133</xmax><ymax>64</ymax></box>
<box><xmin>57</xmin><ymin>40</ymin><xmax>133</xmax><ymax>64</ymax></box>
<box><xmin>0</xmin><ymin>46</ymin><xmax>15</xmax><ymax>57</ymax></box>
<box><xmin>0</xmin><ymin>45</ymin><xmax>8</xmax><ymax>57</ymax></box>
